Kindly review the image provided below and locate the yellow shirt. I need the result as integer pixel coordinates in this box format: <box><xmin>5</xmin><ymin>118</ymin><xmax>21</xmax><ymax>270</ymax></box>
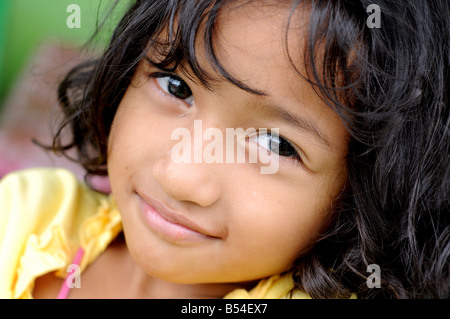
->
<box><xmin>0</xmin><ymin>168</ymin><xmax>309</xmax><ymax>299</ymax></box>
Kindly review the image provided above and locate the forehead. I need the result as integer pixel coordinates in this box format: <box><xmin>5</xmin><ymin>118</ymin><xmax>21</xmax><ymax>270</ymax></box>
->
<box><xmin>194</xmin><ymin>1</ymin><xmax>310</xmax><ymax>96</ymax></box>
<box><xmin>215</xmin><ymin>2</ymin><xmax>307</xmax><ymax>63</ymax></box>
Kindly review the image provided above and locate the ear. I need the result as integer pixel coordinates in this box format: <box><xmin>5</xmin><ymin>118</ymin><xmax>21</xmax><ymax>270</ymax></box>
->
<box><xmin>89</xmin><ymin>174</ymin><xmax>112</xmax><ymax>194</ymax></box>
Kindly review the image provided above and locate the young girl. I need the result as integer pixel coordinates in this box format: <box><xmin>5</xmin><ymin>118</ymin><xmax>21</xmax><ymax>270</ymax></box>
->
<box><xmin>1</xmin><ymin>0</ymin><xmax>448</xmax><ymax>299</ymax></box>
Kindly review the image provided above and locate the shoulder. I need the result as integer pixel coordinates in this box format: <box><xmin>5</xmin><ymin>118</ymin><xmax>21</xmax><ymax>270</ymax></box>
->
<box><xmin>224</xmin><ymin>272</ymin><xmax>358</xmax><ymax>299</ymax></box>
<box><xmin>0</xmin><ymin>167</ymin><xmax>86</xmax><ymax>206</ymax></box>
<box><xmin>0</xmin><ymin>168</ymin><xmax>111</xmax><ymax>298</ymax></box>
<box><xmin>224</xmin><ymin>272</ymin><xmax>311</xmax><ymax>299</ymax></box>
<box><xmin>0</xmin><ymin>166</ymin><xmax>105</xmax><ymax>211</ymax></box>
<box><xmin>0</xmin><ymin>168</ymin><xmax>106</xmax><ymax>237</ymax></box>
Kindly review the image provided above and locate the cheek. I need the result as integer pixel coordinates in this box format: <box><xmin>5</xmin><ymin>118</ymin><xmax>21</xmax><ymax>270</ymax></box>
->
<box><xmin>108</xmin><ymin>91</ymin><xmax>139</xmax><ymax>164</ymax></box>
<box><xmin>224</xmin><ymin>174</ymin><xmax>336</xmax><ymax>275</ymax></box>
<box><xmin>107</xmin><ymin>88</ymin><xmax>171</xmax><ymax>176</ymax></box>
<box><xmin>107</xmin><ymin>92</ymin><xmax>154</xmax><ymax>201</ymax></box>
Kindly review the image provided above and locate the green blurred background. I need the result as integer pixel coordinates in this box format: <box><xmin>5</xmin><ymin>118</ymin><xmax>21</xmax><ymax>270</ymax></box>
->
<box><xmin>0</xmin><ymin>0</ymin><xmax>130</xmax><ymax>109</ymax></box>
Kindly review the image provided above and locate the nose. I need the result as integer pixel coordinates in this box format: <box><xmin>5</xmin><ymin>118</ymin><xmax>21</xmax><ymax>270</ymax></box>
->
<box><xmin>152</xmin><ymin>151</ymin><xmax>222</xmax><ymax>208</ymax></box>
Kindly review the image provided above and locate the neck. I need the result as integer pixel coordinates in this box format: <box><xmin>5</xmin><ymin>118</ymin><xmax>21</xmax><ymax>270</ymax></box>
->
<box><xmin>86</xmin><ymin>234</ymin><xmax>257</xmax><ymax>299</ymax></box>
<box><xmin>129</xmin><ymin>272</ymin><xmax>255</xmax><ymax>299</ymax></box>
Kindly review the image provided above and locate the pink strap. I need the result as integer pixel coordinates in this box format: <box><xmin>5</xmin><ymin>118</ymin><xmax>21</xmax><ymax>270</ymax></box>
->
<box><xmin>56</xmin><ymin>247</ymin><xmax>85</xmax><ymax>299</ymax></box>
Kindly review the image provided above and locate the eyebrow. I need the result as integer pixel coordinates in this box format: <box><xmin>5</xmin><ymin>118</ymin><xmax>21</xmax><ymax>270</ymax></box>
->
<box><xmin>227</xmin><ymin>81</ymin><xmax>333</xmax><ymax>149</ymax></box>
<box><xmin>254</xmin><ymin>102</ymin><xmax>333</xmax><ymax>149</ymax></box>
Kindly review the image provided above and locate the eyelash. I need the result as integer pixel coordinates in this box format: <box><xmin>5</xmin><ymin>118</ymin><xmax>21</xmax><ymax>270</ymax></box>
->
<box><xmin>247</xmin><ymin>131</ymin><xmax>303</xmax><ymax>165</ymax></box>
<box><xmin>149</xmin><ymin>72</ymin><xmax>194</xmax><ymax>106</ymax></box>
<box><xmin>149</xmin><ymin>72</ymin><xmax>303</xmax><ymax>165</ymax></box>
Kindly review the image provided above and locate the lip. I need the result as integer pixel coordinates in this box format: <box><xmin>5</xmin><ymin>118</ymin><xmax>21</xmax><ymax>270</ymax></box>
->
<box><xmin>137</xmin><ymin>191</ymin><xmax>221</xmax><ymax>244</ymax></box>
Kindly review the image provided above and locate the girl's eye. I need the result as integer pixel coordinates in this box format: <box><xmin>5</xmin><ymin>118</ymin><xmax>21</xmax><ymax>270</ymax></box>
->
<box><xmin>154</xmin><ymin>74</ymin><xmax>194</xmax><ymax>105</ymax></box>
<box><xmin>252</xmin><ymin>132</ymin><xmax>302</xmax><ymax>163</ymax></box>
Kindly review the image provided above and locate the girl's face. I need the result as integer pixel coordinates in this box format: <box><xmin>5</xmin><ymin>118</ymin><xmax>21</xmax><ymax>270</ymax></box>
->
<box><xmin>107</xmin><ymin>3</ymin><xmax>349</xmax><ymax>285</ymax></box>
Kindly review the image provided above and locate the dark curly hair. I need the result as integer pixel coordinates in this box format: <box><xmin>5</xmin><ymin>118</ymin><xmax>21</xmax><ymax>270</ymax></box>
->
<box><xmin>52</xmin><ymin>0</ymin><xmax>449</xmax><ymax>298</ymax></box>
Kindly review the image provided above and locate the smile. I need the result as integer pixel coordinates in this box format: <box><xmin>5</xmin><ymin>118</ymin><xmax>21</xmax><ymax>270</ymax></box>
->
<box><xmin>137</xmin><ymin>192</ymin><xmax>221</xmax><ymax>244</ymax></box>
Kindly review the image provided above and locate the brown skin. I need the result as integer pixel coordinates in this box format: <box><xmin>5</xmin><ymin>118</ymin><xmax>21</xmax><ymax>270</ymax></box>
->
<box><xmin>34</xmin><ymin>3</ymin><xmax>348</xmax><ymax>298</ymax></box>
